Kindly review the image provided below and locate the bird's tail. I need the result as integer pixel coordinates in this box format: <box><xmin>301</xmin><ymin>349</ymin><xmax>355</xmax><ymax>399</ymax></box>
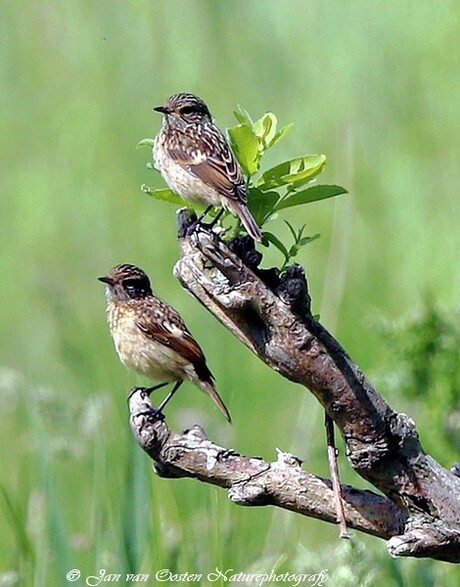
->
<box><xmin>198</xmin><ymin>379</ymin><xmax>232</xmax><ymax>423</ymax></box>
<box><xmin>229</xmin><ymin>201</ymin><xmax>262</xmax><ymax>242</ymax></box>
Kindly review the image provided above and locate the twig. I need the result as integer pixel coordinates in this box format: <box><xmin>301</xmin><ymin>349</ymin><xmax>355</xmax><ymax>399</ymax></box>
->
<box><xmin>325</xmin><ymin>412</ymin><xmax>350</xmax><ymax>539</ymax></box>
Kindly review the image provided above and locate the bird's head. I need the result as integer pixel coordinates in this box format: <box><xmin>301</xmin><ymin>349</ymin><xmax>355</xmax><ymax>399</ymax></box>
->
<box><xmin>154</xmin><ymin>93</ymin><xmax>212</xmax><ymax>128</ymax></box>
<box><xmin>98</xmin><ymin>264</ymin><xmax>153</xmax><ymax>301</ymax></box>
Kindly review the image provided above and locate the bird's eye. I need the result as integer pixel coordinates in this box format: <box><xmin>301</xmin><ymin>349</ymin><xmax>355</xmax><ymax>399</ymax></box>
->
<box><xmin>123</xmin><ymin>278</ymin><xmax>139</xmax><ymax>289</ymax></box>
<box><xmin>180</xmin><ymin>106</ymin><xmax>196</xmax><ymax>115</ymax></box>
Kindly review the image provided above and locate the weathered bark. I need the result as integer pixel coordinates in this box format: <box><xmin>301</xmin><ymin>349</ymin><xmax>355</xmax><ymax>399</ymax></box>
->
<box><xmin>128</xmin><ymin>216</ymin><xmax>460</xmax><ymax>563</ymax></box>
<box><xmin>129</xmin><ymin>388</ymin><xmax>406</xmax><ymax>540</ymax></box>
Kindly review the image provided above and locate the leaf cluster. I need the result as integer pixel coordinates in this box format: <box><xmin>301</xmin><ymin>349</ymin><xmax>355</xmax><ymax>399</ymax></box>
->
<box><xmin>138</xmin><ymin>108</ymin><xmax>347</xmax><ymax>265</ymax></box>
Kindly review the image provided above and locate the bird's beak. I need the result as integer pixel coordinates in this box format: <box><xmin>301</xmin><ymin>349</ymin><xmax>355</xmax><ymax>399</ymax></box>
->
<box><xmin>153</xmin><ymin>105</ymin><xmax>170</xmax><ymax>114</ymax></box>
<box><xmin>98</xmin><ymin>276</ymin><xmax>113</xmax><ymax>285</ymax></box>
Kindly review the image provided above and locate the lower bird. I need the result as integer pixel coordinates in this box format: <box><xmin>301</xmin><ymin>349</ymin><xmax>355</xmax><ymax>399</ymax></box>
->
<box><xmin>98</xmin><ymin>263</ymin><xmax>231</xmax><ymax>422</ymax></box>
<box><xmin>152</xmin><ymin>92</ymin><xmax>262</xmax><ymax>241</ymax></box>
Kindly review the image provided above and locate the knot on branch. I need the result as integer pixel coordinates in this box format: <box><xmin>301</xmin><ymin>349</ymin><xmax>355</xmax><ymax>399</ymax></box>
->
<box><xmin>228</xmin><ymin>235</ymin><xmax>263</xmax><ymax>270</ymax></box>
<box><xmin>176</xmin><ymin>207</ymin><xmax>198</xmax><ymax>239</ymax></box>
<box><xmin>273</xmin><ymin>447</ymin><xmax>304</xmax><ymax>469</ymax></box>
<box><xmin>229</xmin><ymin>482</ymin><xmax>267</xmax><ymax>506</ymax></box>
<box><xmin>229</xmin><ymin>449</ymin><xmax>303</xmax><ymax>506</ymax></box>
<box><xmin>227</xmin><ymin>235</ymin><xmax>312</xmax><ymax>317</ymax></box>
<box><xmin>387</xmin><ymin>519</ymin><xmax>460</xmax><ymax>563</ymax></box>
<box><xmin>276</xmin><ymin>264</ymin><xmax>312</xmax><ymax>317</ymax></box>
<box><xmin>228</xmin><ymin>235</ymin><xmax>281</xmax><ymax>290</ymax></box>
<box><xmin>347</xmin><ymin>413</ymin><xmax>420</xmax><ymax>471</ymax></box>
<box><xmin>451</xmin><ymin>463</ymin><xmax>460</xmax><ymax>478</ymax></box>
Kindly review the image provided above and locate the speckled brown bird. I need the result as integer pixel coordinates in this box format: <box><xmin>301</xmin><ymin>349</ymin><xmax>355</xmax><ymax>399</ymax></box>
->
<box><xmin>152</xmin><ymin>93</ymin><xmax>262</xmax><ymax>241</ymax></box>
<box><xmin>98</xmin><ymin>263</ymin><xmax>231</xmax><ymax>422</ymax></box>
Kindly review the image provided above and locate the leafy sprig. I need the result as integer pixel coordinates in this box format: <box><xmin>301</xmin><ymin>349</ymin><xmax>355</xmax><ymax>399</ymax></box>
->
<box><xmin>264</xmin><ymin>222</ymin><xmax>321</xmax><ymax>270</ymax></box>
<box><xmin>138</xmin><ymin>109</ymin><xmax>347</xmax><ymax>264</ymax></box>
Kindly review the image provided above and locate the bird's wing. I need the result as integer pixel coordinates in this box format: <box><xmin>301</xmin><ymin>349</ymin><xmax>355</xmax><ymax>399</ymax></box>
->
<box><xmin>167</xmin><ymin>127</ymin><xmax>247</xmax><ymax>203</ymax></box>
<box><xmin>135</xmin><ymin>302</ymin><xmax>205</xmax><ymax>365</ymax></box>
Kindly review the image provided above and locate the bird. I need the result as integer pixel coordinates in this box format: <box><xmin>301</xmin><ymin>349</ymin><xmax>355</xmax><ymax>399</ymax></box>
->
<box><xmin>152</xmin><ymin>92</ymin><xmax>262</xmax><ymax>241</ymax></box>
<box><xmin>98</xmin><ymin>263</ymin><xmax>231</xmax><ymax>422</ymax></box>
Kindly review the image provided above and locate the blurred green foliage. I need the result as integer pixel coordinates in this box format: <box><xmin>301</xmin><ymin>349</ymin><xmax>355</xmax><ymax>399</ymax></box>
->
<box><xmin>1</xmin><ymin>1</ymin><xmax>460</xmax><ymax>585</ymax></box>
<box><xmin>378</xmin><ymin>301</ymin><xmax>460</xmax><ymax>458</ymax></box>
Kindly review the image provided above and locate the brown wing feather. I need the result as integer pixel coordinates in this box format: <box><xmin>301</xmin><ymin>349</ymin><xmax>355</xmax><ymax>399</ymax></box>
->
<box><xmin>167</xmin><ymin>127</ymin><xmax>247</xmax><ymax>203</ymax></box>
<box><xmin>135</xmin><ymin>302</ymin><xmax>205</xmax><ymax>366</ymax></box>
<box><xmin>135</xmin><ymin>299</ymin><xmax>230</xmax><ymax>421</ymax></box>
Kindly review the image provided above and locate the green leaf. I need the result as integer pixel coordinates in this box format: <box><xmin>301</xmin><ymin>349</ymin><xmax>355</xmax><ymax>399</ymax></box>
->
<box><xmin>255</xmin><ymin>154</ymin><xmax>326</xmax><ymax>191</ymax></box>
<box><xmin>274</xmin><ymin>184</ymin><xmax>347</xmax><ymax>211</ymax></box>
<box><xmin>233</xmin><ymin>107</ymin><xmax>253</xmax><ymax>127</ymax></box>
<box><xmin>263</xmin><ymin>113</ymin><xmax>278</xmax><ymax>146</ymax></box>
<box><xmin>254</xmin><ymin>112</ymin><xmax>278</xmax><ymax>147</ymax></box>
<box><xmin>247</xmin><ymin>188</ymin><xmax>280</xmax><ymax>226</ymax></box>
<box><xmin>282</xmin><ymin>221</ymin><xmax>321</xmax><ymax>264</ymax></box>
<box><xmin>284</xmin><ymin>220</ymin><xmax>299</xmax><ymax>242</ymax></box>
<box><xmin>279</xmin><ymin>155</ymin><xmax>327</xmax><ymax>189</ymax></box>
<box><xmin>262</xmin><ymin>231</ymin><xmax>289</xmax><ymax>260</ymax></box>
<box><xmin>268</xmin><ymin>123</ymin><xmax>293</xmax><ymax>148</ymax></box>
<box><xmin>141</xmin><ymin>184</ymin><xmax>186</xmax><ymax>206</ymax></box>
<box><xmin>137</xmin><ymin>138</ymin><xmax>155</xmax><ymax>149</ymax></box>
<box><xmin>300</xmin><ymin>233</ymin><xmax>321</xmax><ymax>246</ymax></box>
<box><xmin>227</xmin><ymin>123</ymin><xmax>260</xmax><ymax>176</ymax></box>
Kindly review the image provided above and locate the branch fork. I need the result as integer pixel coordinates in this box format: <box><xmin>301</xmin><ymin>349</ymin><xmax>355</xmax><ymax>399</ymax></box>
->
<box><xmin>128</xmin><ymin>217</ymin><xmax>460</xmax><ymax>563</ymax></box>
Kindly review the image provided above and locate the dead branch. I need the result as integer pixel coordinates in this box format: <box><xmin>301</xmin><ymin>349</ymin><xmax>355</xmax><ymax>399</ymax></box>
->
<box><xmin>128</xmin><ymin>215</ymin><xmax>460</xmax><ymax>563</ymax></box>
<box><xmin>128</xmin><ymin>387</ymin><xmax>406</xmax><ymax>540</ymax></box>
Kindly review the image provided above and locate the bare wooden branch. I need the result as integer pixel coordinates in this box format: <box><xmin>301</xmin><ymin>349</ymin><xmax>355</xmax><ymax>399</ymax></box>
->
<box><xmin>325</xmin><ymin>412</ymin><xmax>350</xmax><ymax>539</ymax></box>
<box><xmin>129</xmin><ymin>216</ymin><xmax>460</xmax><ymax>563</ymax></box>
<box><xmin>128</xmin><ymin>387</ymin><xmax>406</xmax><ymax>540</ymax></box>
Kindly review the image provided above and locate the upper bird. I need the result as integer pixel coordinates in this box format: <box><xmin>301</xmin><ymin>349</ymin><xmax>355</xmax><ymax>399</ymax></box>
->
<box><xmin>152</xmin><ymin>93</ymin><xmax>262</xmax><ymax>241</ymax></box>
<box><xmin>98</xmin><ymin>263</ymin><xmax>231</xmax><ymax>422</ymax></box>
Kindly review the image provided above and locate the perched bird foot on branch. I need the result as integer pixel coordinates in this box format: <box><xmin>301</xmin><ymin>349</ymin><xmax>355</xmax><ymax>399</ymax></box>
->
<box><xmin>188</xmin><ymin>221</ymin><xmax>225</xmax><ymax>242</ymax></box>
<box><xmin>126</xmin><ymin>386</ymin><xmax>165</xmax><ymax>420</ymax></box>
<box><xmin>148</xmin><ymin>408</ymin><xmax>166</xmax><ymax>422</ymax></box>
<box><xmin>184</xmin><ymin>217</ymin><xmax>218</xmax><ymax>240</ymax></box>
<box><xmin>176</xmin><ymin>206</ymin><xmax>224</xmax><ymax>244</ymax></box>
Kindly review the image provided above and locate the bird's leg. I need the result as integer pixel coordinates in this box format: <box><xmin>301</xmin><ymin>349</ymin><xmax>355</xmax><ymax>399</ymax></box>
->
<box><xmin>144</xmin><ymin>381</ymin><xmax>170</xmax><ymax>395</ymax></box>
<box><xmin>187</xmin><ymin>206</ymin><xmax>226</xmax><ymax>240</ymax></box>
<box><xmin>185</xmin><ymin>205</ymin><xmax>213</xmax><ymax>237</ymax></box>
<box><xmin>127</xmin><ymin>386</ymin><xmax>167</xmax><ymax>420</ymax></box>
<box><xmin>144</xmin><ymin>382</ymin><xmax>170</xmax><ymax>419</ymax></box>
<box><xmin>197</xmin><ymin>205</ymin><xmax>213</xmax><ymax>223</ymax></box>
<box><xmin>207</xmin><ymin>208</ymin><xmax>225</xmax><ymax>228</ymax></box>
<box><xmin>153</xmin><ymin>380</ymin><xmax>183</xmax><ymax>417</ymax></box>
<box><xmin>132</xmin><ymin>382</ymin><xmax>183</xmax><ymax>421</ymax></box>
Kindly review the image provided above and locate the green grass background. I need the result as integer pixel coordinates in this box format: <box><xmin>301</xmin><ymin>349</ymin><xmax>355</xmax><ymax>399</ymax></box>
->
<box><xmin>1</xmin><ymin>1</ymin><xmax>460</xmax><ymax>585</ymax></box>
